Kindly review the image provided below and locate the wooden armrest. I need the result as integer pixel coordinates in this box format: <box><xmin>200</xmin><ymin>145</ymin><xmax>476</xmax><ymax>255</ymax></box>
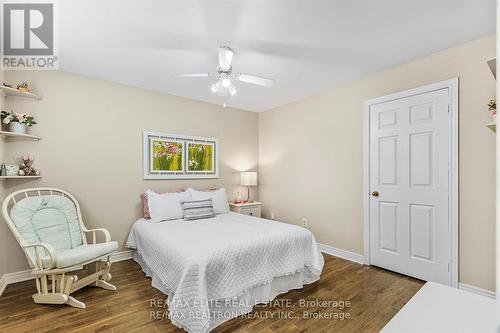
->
<box><xmin>83</xmin><ymin>228</ymin><xmax>111</xmax><ymax>243</ymax></box>
<box><xmin>22</xmin><ymin>242</ymin><xmax>56</xmax><ymax>270</ymax></box>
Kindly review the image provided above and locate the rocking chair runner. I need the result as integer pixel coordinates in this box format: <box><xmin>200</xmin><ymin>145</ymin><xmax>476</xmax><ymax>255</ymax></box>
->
<box><xmin>2</xmin><ymin>188</ymin><xmax>118</xmax><ymax>308</ymax></box>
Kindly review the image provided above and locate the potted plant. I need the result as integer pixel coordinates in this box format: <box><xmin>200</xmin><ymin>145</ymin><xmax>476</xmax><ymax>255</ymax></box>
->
<box><xmin>488</xmin><ymin>98</ymin><xmax>496</xmax><ymax>122</ymax></box>
<box><xmin>1</xmin><ymin>111</ymin><xmax>37</xmax><ymax>134</ymax></box>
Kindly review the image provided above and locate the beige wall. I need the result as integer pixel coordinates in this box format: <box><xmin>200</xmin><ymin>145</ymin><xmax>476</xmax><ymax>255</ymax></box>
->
<box><xmin>258</xmin><ymin>35</ymin><xmax>496</xmax><ymax>291</ymax></box>
<box><xmin>0</xmin><ymin>70</ymin><xmax>259</xmax><ymax>275</ymax></box>
<box><xmin>0</xmin><ymin>35</ymin><xmax>495</xmax><ymax>292</ymax></box>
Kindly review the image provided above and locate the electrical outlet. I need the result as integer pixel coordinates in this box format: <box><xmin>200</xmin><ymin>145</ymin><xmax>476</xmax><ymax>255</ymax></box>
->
<box><xmin>302</xmin><ymin>218</ymin><xmax>308</xmax><ymax>227</ymax></box>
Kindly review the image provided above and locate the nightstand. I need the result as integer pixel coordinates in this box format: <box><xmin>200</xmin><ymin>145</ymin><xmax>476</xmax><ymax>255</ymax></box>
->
<box><xmin>229</xmin><ymin>202</ymin><xmax>263</xmax><ymax>218</ymax></box>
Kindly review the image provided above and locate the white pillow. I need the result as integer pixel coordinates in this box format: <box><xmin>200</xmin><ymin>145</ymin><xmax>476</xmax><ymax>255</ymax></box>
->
<box><xmin>146</xmin><ymin>190</ymin><xmax>192</xmax><ymax>222</ymax></box>
<box><xmin>186</xmin><ymin>188</ymin><xmax>230</xmax><ymax>214</ymax></box>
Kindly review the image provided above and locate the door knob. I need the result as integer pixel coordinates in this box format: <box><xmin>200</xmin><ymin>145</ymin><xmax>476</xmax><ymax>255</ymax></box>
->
<box><xmin>372</xmin><ymin>191</ymin><xmax>379</xmax><ymax>197</ymax></box>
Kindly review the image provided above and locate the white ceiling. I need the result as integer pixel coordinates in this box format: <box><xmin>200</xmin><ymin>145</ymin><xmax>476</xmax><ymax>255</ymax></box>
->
<box><xmin>59</xmin><ymin>0</ymin><xmax>495</xmax><ymax>112</ymax></box>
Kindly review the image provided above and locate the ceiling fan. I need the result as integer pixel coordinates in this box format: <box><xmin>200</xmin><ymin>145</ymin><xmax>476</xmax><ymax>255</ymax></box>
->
<box><xmin>177</xmin><ymin>46</ymin><xmax>274</xmax><ymax>98</ymax></box>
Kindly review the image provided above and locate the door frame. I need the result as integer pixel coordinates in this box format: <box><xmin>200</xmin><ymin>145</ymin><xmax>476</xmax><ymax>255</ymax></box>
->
<box><xmin>363</xmin><ymin>78</ymin><xmax>459</xmax><ymax>288</ymax></box>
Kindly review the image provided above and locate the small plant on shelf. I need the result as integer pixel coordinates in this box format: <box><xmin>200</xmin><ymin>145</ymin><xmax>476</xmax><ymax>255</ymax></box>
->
<box><xmin>1</xmin><ymin>110</ymin><xmax>36</xmax><ymax>134</ymax></box>
<box><xmin>23</xmin><ymin>115</ymin><xmax>36</xmax><ymax>127</ymax></box>
<box><xmin>488</xmin><ymin>98</ymin><xmax>496</xmax><ymax>122</ymax></box>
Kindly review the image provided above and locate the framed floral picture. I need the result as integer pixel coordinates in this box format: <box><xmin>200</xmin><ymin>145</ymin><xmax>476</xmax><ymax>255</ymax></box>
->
<box><xmin>187</xmin><ymin>142</ymin><xmax>215</xmax><ymax>173</ymax></box>
<box><xmin>150</xmin><ymin>139</ymin><xmax>184</xmax><ymax>173</ymax></box>
<box><xmin>143</xmin><ymin>131</ymin><xmax>219</xmax><ymax>179</ymax></box>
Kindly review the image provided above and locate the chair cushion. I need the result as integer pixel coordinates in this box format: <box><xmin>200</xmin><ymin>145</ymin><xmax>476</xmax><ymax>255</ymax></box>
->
<box><xmin>10</xmin><ymin>195</ymin><xmax>83</xmax><ymax>251</ymax></box>
<box><xmin>43</xmin><ymin>241</ymin><xmax>118</xmax><ymax>268</ymax></box>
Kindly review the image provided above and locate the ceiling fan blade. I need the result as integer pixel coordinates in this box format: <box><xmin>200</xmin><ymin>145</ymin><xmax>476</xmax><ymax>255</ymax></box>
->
<box><xmin>176</xmin><ymin>73</ymin><xmax>214</xmax><ymax>77</ymax></box>
<box><xmin>236</xmin><ymin>73</ymin><xmax>274</xmax><ymax>87</ymax></box>
<box><xmin>218</xmin><ymin>46</ymin><xmax>233</xmax><ymax>70</ymax></box>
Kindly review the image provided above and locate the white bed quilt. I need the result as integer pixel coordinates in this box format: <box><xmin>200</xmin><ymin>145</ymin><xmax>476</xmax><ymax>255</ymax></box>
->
<box><xmin>126</xmin><ymin>212</ymin><xmax>324</xmax><ymax>332</ymax></box>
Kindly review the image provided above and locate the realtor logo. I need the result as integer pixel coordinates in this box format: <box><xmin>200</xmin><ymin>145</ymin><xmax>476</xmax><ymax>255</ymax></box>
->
<box><xmin>1</xmin><ymin>2</ymin><xmax>59</xmax><ymax>70</ymax></box>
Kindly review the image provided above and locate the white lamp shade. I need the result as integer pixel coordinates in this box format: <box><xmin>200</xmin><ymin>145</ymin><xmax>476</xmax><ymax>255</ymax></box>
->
<box><xmin>240</xmin><ymin>172</ymin><xmax>257</xmax><ymax>186</ymax></box>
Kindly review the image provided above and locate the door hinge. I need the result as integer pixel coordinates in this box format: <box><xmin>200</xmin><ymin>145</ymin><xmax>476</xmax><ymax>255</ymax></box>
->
<box><xmin>448</xmin><ymin>104</ymin><xmax>450</xmax><ymax>113</ymax></box>
<box><xmin>448</xmin><ymin>263</ymin><xmax>451</xmax><ymax>272</ymax></box>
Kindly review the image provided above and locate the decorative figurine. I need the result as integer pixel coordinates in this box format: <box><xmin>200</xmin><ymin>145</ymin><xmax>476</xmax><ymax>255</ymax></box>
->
<box><xmin>16</xmin><ymin>82</ymin><xmax>30</xmax><ymax>93</ymax></box>
<box><xmin>18</xmin><ymin>155</ymin><xmax>40</xmax><ymax>176</ymax></box>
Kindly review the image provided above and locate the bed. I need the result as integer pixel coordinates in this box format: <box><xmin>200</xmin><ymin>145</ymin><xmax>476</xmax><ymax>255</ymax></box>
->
<box><xmin>126</xmin><ymin>212</ymin><xmax>324</xmax><ymax>333</ymax></box>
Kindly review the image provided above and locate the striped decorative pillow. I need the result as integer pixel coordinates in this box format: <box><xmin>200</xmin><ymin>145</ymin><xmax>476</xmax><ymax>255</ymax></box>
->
<box><xmin>182</xmin><ymin>199</ymin><xmax>215</xmax><ymax>220</ymax></box>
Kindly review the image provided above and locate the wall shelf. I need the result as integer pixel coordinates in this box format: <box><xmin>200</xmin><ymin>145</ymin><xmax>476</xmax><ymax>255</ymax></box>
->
<box><xmin>0</xmin><ymin>131</ymin><xmax>41</xmax><ymax>140</ymax></box>
<box><xmin>487</xmin><ymin>58</ymin><xmax>496</xmax><ymax>79</ymax></box>
<box><xmin>0</xmin><ymin>85</ymin><xmax>43</xmax><ymax>180</ymax></box>
<box><xmin>0</xmin><ymin>176</ymin><xmax>41</xmax><ymax>181</ymax></box>
<box><xmin>486</xmin><ymin>59</ymin><xmax>496</xmax><ymax>132</ymax></box>
<box><xmin>0</xmin><ymin>86</ymin><xmax>41</xmax><ymax>100</ymax></box>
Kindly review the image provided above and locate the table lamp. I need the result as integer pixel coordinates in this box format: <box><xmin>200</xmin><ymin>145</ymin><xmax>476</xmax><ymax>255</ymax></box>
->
<box><xmin>240</xmin><ymin>172</ymin><xmax>257</xmax><ymax>202</ymax></box>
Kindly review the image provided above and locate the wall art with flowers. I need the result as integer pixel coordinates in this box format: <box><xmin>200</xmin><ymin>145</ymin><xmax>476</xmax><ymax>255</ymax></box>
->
<box><xmin>150</xmin><ymin>139</ymin><xmax>184</xmax><ymax>173</ymax></box>
<box><xmin>187</xmin><ymin>142</ymin><xmax>214</xmax><ymax>173</ymax></box>
<box><xmin>143</xmin><ymin>131</ymin><xmax>219</xmax><ymax>179</ymax></box>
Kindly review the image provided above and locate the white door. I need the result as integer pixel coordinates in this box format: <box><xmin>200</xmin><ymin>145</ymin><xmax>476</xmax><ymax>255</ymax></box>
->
<box><xmin>369</xmin><ymin>87</ymin><xmax>451</xmax><ymax>285</ymax></box>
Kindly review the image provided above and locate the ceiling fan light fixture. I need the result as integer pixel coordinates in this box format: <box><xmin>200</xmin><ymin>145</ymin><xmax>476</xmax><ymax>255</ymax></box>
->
<box><xmin>218</xmin><ymin>46</ymin><xmax>233</xmax><ymax>71</ymax></box>
<box><xmin>178</xmin><ymin>46</ymin><xmax>274</xmax><ymax>100</ymax></box>
<box><xmin>221</xmin><ymin>78</ymin><xmax>231</xmax><ymax>88</ymax></box>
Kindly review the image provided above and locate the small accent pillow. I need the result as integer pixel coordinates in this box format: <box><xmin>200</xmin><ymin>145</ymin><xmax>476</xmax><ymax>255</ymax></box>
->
<box><xmin>182</xmin><ymin>199</ymin><xmax>215</xmax><ymax>221</ymax></box>
<box><xmin>187</xmin><ymin>187</ymin><xmax>230</xmax><ymax>214</ymax></box>
<box><xmin>146</xmin><ymin>190</ymin><xmax>191</xmax><ymax>222</ymax></box>
<box><xmin>141</xmin><ymin>189</ymin><xmax>184</xmax><ymax>219</ymax></box>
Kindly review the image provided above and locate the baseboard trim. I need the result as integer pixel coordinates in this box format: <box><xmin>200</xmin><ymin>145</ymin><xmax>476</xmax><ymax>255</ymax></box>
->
<box><xmin>318</xmin><ymin>243</ymin><xmax>365</xmax><ymax>264</ymax></box>
<box><xmin>0</xmin><ymin>250</ymin><xmax>134</xmax><ymax>296</ymax></box>
<box><xmin>110</xmin><ymin>250</ymin><xmax>134</xmax><ymax>263</ymax></box>
<box><xmin>458</xmin><ymin>283</ymin><xmax>496</xmax><ymax>299</ymax></box>
<box><xmin>0</xmin><ymin>278</ymin><xmax>5</xmax><ymax>296</ymax></box>
<box><xmin>317</xmin><ymin>244</ymin><xmax>496</xmax><ymax>299</ymax></box>
<box><xmin>0</xmin><ymin>269</ymin><xmax>32</xmax><ymax>296</ymax></box>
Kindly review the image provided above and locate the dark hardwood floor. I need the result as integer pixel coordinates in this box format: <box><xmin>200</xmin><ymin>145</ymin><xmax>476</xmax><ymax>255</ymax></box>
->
<box><xmin>0</xmin><ymin>254</ymin><xmax>423</xmax><ymax>333</ymax></box>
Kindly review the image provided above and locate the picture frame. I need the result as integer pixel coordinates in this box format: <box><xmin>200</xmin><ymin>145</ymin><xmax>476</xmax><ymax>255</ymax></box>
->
<box><xmin>187</xmin><ymin>141</ymin><xmax>215</xmax><ymax>173</ymax></box>
<box><xmin>149</xmin><ymin>138</ymin><xmax>184</xmax><ymax>174</ymax></box>
<box><xmin>143</xmin><ymin>131</ymin><xmax>219</xmax><ymax>179</ymax></box>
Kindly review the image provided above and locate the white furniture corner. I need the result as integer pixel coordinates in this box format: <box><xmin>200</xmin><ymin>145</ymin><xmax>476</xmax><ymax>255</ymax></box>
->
<box><xmin>381</xmin><ymin>282</ymin><xmax>496</xmax><ymax>333</ymax></box>
<box><xmin>229</xmin><ymin>202</ymin><xmax>262</xmax><ymax>218</ymax></box>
